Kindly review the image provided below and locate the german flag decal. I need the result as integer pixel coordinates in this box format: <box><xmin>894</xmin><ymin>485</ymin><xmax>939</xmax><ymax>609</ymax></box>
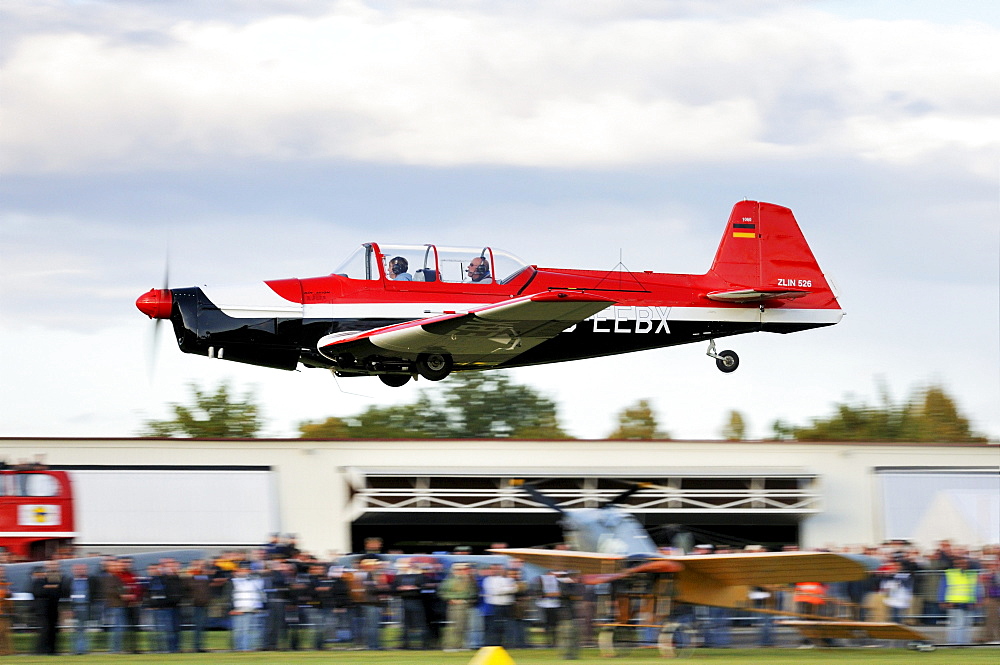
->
<box><xmin>732</xmin><ymin>221</ymin><xmax>756</xmax><ymax>238</ymax></box>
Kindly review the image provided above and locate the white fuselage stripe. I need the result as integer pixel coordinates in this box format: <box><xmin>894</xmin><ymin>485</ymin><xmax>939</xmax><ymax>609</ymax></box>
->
<box><xmin>212</xmin><ymin>291</ymin><xmax>842</xmax><ymax>327</ymax></box>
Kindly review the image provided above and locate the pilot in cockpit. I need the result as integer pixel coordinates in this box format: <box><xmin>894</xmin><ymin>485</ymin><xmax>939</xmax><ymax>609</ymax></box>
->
<box><xmin>388</xmin><ymin>256</ymin><xmax>412</xmax><ymax>281</ymax></box>
<box><xmin>467</xmin><ymin>256</ymin><xmax>490</xmax><ymax>283</ymax></box>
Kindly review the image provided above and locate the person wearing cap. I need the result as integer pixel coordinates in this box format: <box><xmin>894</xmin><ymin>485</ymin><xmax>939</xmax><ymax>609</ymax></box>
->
<box><xmin>438</xmin><ymin>563</ymin><xmax>478</xmax><ymax>651</ymax></box>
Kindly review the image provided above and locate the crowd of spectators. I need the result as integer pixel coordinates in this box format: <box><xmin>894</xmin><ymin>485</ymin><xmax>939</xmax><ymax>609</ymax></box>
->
<box><xmin>0</xmin><ymin>535</ymin><xmax>997</xmax><ymax>656</ymax></box>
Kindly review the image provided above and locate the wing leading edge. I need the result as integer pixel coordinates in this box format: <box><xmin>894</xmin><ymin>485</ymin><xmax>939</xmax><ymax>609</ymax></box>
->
<box><xmin>318</xmin><ymin>291</ymin><xmax>615</xmax><ymax>368</ymax></box>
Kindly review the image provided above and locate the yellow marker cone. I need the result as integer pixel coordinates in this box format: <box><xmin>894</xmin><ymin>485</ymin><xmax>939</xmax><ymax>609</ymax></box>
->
<box><xmin>467</xmin><ymin>646</ymin><xmax>517</xmax><ymax>665</ymax></box>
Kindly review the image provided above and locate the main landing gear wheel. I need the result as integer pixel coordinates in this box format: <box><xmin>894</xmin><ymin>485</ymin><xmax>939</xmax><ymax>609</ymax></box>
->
<box><xmin>659</xmin><ymin>621</ymin><xmax>696</xmax><ymax>658</ymax></box>
<box><xmin>378</xmin><ymin>374</ymin><xmax>410</xmax><ymax>388</ymax></box>
<box><xmin>416</xmin><ymin>353</ymin><xmax>452</xmax><ymax>381</ymax></box>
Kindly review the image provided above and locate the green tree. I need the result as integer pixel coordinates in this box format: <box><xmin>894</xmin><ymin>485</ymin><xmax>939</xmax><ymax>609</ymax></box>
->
<box><xmin>299</xmin><ymin>372</ymin><xmax>570</xmax><ymax>439</ymax></box>
<box><xmin>905</xmin><ymin>385</ymin><xmax>985</xmax><ymax>442</ymax></box>
<box><xmin>607</xmin><ymin>399</ymin><xmax>668</xmax><ymax>439</ymax></box>
<box><xmin>141</xmin><ymin>382</ymin><xmax>263</xmax><ymax>438</ymax></box>
<box><xmin>300</xmin><ymin>393</ymin><xmax>450</xmax><ymax>439</ymax></box>
<box><xmin>721</xmin><ymin>410</ymin><xmax>747</xmax><ymax>440</ymax></box>
<box><xmin>771</xmin><ymin>383</ymin><xmax>986</xmax><ymax>442</ymax></box>
<box><xmin>442</xmin><ymin>373</ymin><xmax>570</xmax><ymax>439</ymax></box>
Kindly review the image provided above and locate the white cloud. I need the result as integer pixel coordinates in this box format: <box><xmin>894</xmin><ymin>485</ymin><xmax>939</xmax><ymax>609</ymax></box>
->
<box><xmin>2</xmin><ymin>4</ymin><xmax>997</xmax><ymax>174</ymax></box>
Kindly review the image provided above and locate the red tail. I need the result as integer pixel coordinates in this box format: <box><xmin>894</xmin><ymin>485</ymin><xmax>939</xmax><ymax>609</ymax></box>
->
<box><xmin>709</xmin><ymin>201</ymin><xmax>831</xmax><ymax>295</ymax></box>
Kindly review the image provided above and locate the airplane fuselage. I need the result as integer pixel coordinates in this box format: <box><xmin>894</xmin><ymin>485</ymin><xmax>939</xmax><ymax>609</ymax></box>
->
<box><xmin>137</xmin><ymin>201</ymin><xmax>844</xmax><ymax>380</ymax></box>
<box><xmin>161</xmin><ymin>264</ymin><xmax>839</xmax><ymax>372</ymax></box>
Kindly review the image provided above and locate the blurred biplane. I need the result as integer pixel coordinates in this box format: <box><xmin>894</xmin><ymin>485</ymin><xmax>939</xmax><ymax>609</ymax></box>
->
<box><xmin>490</xmin><ymin>481</ymin><xmax>934</xmax><ymax>655</ymax></box>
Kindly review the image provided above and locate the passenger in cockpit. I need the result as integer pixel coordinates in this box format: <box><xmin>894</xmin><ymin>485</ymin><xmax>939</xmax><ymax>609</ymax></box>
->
<box><xmin>467</xmin><ymin>257</ymin><xmax>490</xmax><ymax>283</ymax></box>
<box><xmin>389</xmin><ymin>257</ymin><xmax>412</xmax><ymax>281</ymax></box>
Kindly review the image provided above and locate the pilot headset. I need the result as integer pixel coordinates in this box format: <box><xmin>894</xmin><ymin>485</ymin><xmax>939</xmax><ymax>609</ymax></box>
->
<box><xmin>389</xmin><ymin>257</ymin><xmax>408</xmax><ymax>275</ymax></box>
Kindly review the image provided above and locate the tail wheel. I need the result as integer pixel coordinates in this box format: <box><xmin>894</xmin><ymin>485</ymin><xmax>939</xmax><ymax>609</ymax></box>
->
<box><xmin>715</xmin><ymin>350</ymin><xmax>739</xmax><ymax>373</ymax></box>
<box><xmin>416</xmin><ymin>353</ymin><xmax>452</xmax><ymax>381</ymax></box>
<box><xmin>378</xmin><ymin>374</ymin><xmax>410</xmax><ymax>388</ymax></box>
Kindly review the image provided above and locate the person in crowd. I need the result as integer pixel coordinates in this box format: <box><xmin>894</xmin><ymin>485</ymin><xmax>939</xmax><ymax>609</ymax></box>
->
<box><xmin>880</xmin><ymin>556</ymin><xmax>916</xmax><ymax>625</ymax></box>
<box><xmin>165</xmin><ymin>559</ymin><xmax>186</xmax><ymax>651</ymax></box>
<box><xmin>31</xmin><ymin>560</ymin><xmax>66</xmax><ymax>655</ymax></box>
<box><xmin>505</xmin><ymin>567</ymin><xmax>529</xmax><ymax>648</ymax></box>
<box><xmin>91</xmin><ymin>555</ymin><xmax>115</xmax><ymax>634</ymax></box>
<box><xmin>557</xmin><ymin>570</ymin><xmax>584</xmax><ymax>659</ymax></box>
<box><xmin>356</xmin><ymin>558</ymin><xmax>388</xmax><ymax>650</ymax></box>
<box><xmin>438</xmin><ymin>562</ymin><xmax>478</xmax><ymax>651</ymax></box>
<box><xmin>481</xmin><ymin>564</ymin><xmax>517</xmax><ymax>647</ymax></box>
<box><xmin>120</xmin><ymin>558</ymin><xmax>145</xmax><ymax>654</ymax></box>
<box><xmin>287</xmin><ymin>561</ymin><xmax>317</xmax><ymax>650</ymax></box>
<box><xmin>939</xmin><ymin>554</ymin><xmax>981</xmax><ymax>644</ymax></box>
<box><xmin>419</xmin><ymin>560</ymin><xmax>446</xmax><ymax>649</ymax></box>
<box><xmin>535</xmin><ymin>570</ymin><xmax>562</xmax><ymax>647</ymax></box>
<box><xmin>0</xmin><ymin>566</ymin><xmax>15</xmax><ymax>656</ymax></box>
<box><xmin>394</xmin><ymin>558</ymin><xmax>428</xmax><ymax>649</ymax></box>
<box><xmin>263</xmin><ymin>534</ymin><xmax>285</xmax><ymax>560</ymax></box>
<box><xmin>262</xmin><ymin>559</ymin><xmax>291</xmax><ymax>649</ymax></box>
<box><xmin>101</xmin><ymin>558</ymin><xmax>127</xmax><ymax>653</ymax></box>
<box><xmin>979</xmin><ymin>552</ymin><xmax>1000</xmax><ymax>644</ymax></box>
<box><xmin>145</xmin><ymin>562</ymin><xmax>169</xmax><ymax>652</ymax></box>
<box><xmin>67</xmin><ymin>563</ymin><xmax>97</xmax><ymax>655</ymax></box>
<box><xmin>228</xmin><ymin>566</ymin><xmax>265</xmax><ymax>651</ymax></box>
<box><xmin>313</xmin><ymin>563</ymin><xmax>347</xmax><ymax>648</ymax></box>
<box><xmin>185</xmin><ymin>559</ymin><xmax>213</xmax><ymax>652</ymax></box>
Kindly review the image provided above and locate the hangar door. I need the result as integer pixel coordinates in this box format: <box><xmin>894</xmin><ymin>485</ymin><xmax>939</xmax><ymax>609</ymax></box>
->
<box><xmin>62</xmin><ymin>466</ymin><xmax>279</xmax><ymax>549</ymax></box>
<box><xmin>877</xmin><ymin>467</ymin><xmax>999</xmax><ymax>547</ymax></box>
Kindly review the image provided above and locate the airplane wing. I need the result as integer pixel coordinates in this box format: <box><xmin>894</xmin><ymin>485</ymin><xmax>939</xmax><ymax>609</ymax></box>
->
<box><xmin>673</xmin><ymin>551</ymin><xmax>870</xmax><ymax>586</ymax></box>
<box><xmin>318</xmin><ymin>291</ymin><xmax>615</xmax><ymax>368</ymax></box>
<box><xmin>669</xmin><ymin>551</ymin><xmax>872</xmax><ymax>608</ymax></box>
<box><xmin>489</xmin><ymin>548</ymin><xmax>627</xmax><ymax>575</ymax></box>
<box><xmin>493</xmin><ymin>549</ymin><xmax>870</xmax><ymax>585</ymax></box>
<box><xmin>779</xmin><ymin>620</ymin><xmax>931</xmax><ymax>644</ymax></box>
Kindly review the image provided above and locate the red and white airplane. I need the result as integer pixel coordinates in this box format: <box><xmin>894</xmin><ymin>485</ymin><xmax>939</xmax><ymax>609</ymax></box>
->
<box><xmin>136</xmin><ymin>200</ymin><xmax>843</xmax><ymax>387</ymax></box>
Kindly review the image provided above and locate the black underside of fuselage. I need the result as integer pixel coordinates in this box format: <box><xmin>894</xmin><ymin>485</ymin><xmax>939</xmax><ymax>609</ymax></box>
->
<box><xmin>167</xmin><ymin>287</ymin><xmax>827</xmax><ymax>373</ymax></box>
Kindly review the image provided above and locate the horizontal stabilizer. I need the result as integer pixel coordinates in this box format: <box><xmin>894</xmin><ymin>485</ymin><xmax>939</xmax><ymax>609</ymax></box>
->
<box><xmin>707</xmin><ymin>288</ymin><xmax>809</xmax><ymax>303</ymax></box>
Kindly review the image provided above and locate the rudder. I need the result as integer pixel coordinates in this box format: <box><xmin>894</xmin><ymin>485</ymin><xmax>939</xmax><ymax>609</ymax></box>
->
<box><xmin>709</xmin><ymin>201</ymin><xmax>831</xmax><ymax>295</ymax></box>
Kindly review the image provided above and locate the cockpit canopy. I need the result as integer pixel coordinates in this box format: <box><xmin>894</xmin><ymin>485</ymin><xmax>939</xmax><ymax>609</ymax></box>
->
<box><xmin>333</xmin><ymin>243</ymin><xmax>530</xmax><ymax>285</ymax></box>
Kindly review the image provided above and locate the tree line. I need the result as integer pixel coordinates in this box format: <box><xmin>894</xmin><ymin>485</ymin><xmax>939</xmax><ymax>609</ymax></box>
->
<box><xmin>141</xmin><ymin>373</ymin><xmax>988</xmax><ymax>443</ymax></box>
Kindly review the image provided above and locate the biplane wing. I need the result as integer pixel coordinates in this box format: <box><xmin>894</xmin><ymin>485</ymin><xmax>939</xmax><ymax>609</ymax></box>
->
<box><xmin>492</xmin><ymin>548</ymin><xmax>872</xmax><ymax>609</ymax></box>
<box><xmin>488</xmin><ymin>548</ymin><xmax>627</xmax><ymax>575</ymax></box>
<box><xmin>492</xmin><ymin>548</ymin><xmax>869</xmax><ymax>585</ymax></box>
<box><xmin>672</xmin><ymin>550</ymin><xmax>870</xmax><ymax>586</ymax></box>
<box><xmin>779</xmin><ymin>620</ymin><xmax>932</xmax><ymax>644</ymax></box>
<box><xmin>669</xmin><ymin>551</ymin><xmax>871</xmax><ymax>608</ymax></box>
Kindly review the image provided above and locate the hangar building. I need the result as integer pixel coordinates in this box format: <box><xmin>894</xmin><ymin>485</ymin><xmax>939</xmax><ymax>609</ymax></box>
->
<box><xmin>1</xmin><ymin>438</ymin><xmax>996</xmax><ymax>555</ymax></box>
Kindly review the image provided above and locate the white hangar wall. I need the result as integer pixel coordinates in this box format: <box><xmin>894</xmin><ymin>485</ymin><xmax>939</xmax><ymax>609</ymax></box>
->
<box><xmin>0</xmin><ymin>438</ymin><xmax>996</xmax><ymax>555</ymax></box>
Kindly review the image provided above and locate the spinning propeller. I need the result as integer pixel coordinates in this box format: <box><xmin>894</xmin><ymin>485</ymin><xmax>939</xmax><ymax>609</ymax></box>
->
<box><xmin>136</xmin><ymin>257</ymin><xmax>174</xmax><ymax>377</ymax></box>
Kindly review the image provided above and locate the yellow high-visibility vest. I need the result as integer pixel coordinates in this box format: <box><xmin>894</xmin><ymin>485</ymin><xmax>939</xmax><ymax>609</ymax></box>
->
<box><xmin>944</xmin><ymin>568</ymin><xmax>978</xmax><ymax>604</ymax></box>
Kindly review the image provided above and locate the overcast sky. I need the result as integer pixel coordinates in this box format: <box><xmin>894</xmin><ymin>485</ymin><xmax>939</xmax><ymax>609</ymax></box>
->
<box><xmin>2</xmin><ymin>0</ymin><xmax>998</xmax><ymax>441</ymax></box>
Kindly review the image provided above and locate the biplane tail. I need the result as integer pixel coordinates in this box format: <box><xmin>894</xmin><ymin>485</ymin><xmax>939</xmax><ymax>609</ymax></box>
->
<box><xmin>707</xmin><ymin>200</ymin><xmax>837</xmax><ymax>305</ymax></box>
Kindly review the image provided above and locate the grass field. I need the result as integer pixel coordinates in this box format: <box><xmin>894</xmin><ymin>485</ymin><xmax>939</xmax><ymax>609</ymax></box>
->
<box><xmin>6</xmin><ymin>646</ymin><xmax>998</xmax><ymax>665</ymax></box>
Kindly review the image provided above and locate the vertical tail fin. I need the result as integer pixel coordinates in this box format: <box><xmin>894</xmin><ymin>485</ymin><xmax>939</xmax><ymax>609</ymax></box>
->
<box><xmin>709</xmin><ymin>201</ymin><xmax>832</xmax><ymax>297</ymax></box>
